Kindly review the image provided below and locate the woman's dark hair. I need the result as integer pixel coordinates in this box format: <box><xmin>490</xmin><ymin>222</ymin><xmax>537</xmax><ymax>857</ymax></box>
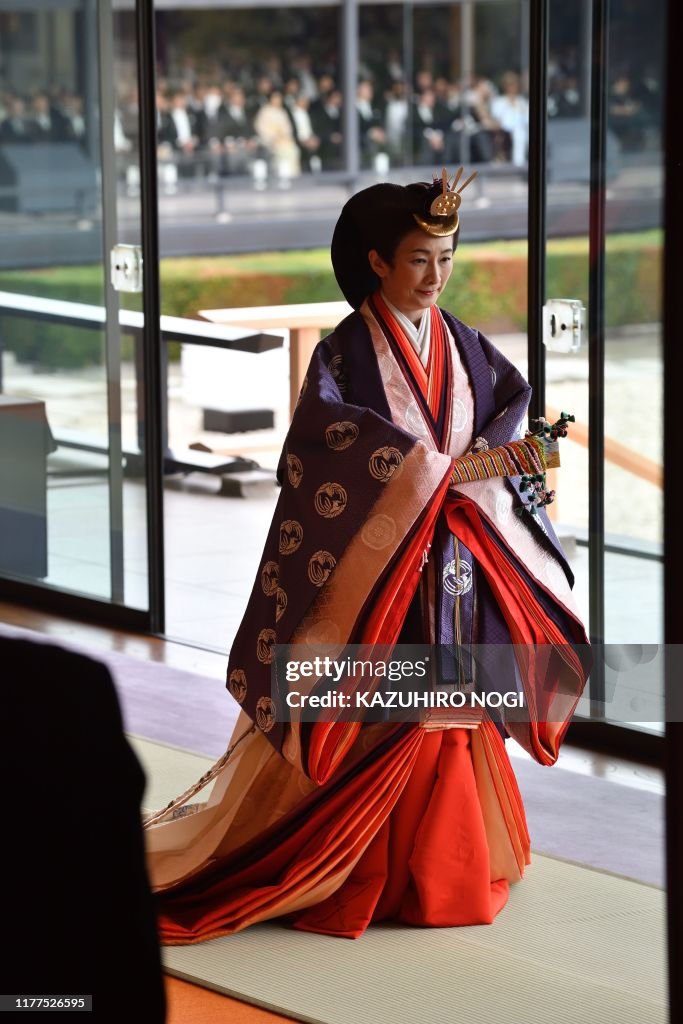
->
<box><xmin>331</xmin><ymin>180</ymin><xmax>460</xmax><ymax>309</ymax></box>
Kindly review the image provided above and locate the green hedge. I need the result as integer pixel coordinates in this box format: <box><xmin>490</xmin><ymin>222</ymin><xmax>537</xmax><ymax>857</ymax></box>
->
<box><xmin>0</xmin><ymin>232</ymin><xmax>662</xmax><ymax>368</ymax></box>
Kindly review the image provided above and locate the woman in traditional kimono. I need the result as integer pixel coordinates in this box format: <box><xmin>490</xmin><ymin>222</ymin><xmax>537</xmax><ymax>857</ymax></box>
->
<box><xmin>254</xmin><ymin>91</ymin><xmax>301</xmax><ymax>180</ymax></box>
<box><xmin>144</xmin><ymin>170</ymin><xmax>589</xmax><ymax>942</ymax></box>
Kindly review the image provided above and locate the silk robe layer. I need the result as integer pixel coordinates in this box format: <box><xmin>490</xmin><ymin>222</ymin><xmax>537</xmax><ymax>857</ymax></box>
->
<box><xmin>144</xmin><ymin>299</ymin><xmax>589</xmax><ymax>942</ymax></box>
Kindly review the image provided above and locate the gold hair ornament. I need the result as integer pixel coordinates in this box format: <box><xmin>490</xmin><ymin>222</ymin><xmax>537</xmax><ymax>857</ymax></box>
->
<box><xmin>413</xmin><ymin>166</ymin><xmax>478</xmax><ymax>237</ymax></box>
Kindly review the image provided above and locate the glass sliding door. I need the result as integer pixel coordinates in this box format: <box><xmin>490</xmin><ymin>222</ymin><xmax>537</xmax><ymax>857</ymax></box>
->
<box><xmin>601</xmin><ymin>1</ymin><xmax>664</xmax><ymax>636</ymax></box>
<box><xmin>541</xmin><ymin>0</ymin><xmax>592</xmax><ymax>633</ymax></box>
<box><xmin>539</xmin><ymin>0</ymin><xmax>665</xmax><ymax>734</ymax></box>
<box><xmin>145</xmin><ymin>0</ymin><xmax>539</xmax><ymax>650</ymax></box>
<box><xmin>151</xmin><ymin>1</ymin><xmax>342</xmax><ymax>648</ymax></box>
<box><xmin>0</xmin><ymin>0</ymin><xmax>151</xmax><ymax>622</ymax></box>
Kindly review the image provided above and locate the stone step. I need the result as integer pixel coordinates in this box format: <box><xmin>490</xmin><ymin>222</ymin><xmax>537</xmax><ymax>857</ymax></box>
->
<box><xmin>218</xmin><ymin>468</ymin><xmax>277</xmax><ymax>498</ymax></box>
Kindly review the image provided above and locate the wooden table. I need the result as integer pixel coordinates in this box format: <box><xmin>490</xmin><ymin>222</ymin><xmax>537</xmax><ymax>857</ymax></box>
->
<box><xmin>199</xmin><ymin>301</ymin><xmax>352</xmax><ymax>417</ymax></box>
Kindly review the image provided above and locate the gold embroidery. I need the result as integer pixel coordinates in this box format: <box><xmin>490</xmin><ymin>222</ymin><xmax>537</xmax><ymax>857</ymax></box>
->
<box><xmin>256</xmin><ymin>628</ymin><xmax>277</xmax><ymax>664</ymax></box>
<box><xmin>279</xmin><ymin>519</ymin><xmax>304</xmax><ymax>555</ymax></box>
<box><xmin>275</xmin><ymin>587</ymin><xmax>288</xmax><ymax>622</ymax></box>
<box><xmin>228</xmin><ymin>668</ymin><xmax>247</xmax><ymax>704</ymax></box>
<box><xmin>255</xmin><ymin>695</ymin><xmax>276</xmax><ymax>733</ymax></box>
<box><xmin>260</xmin><ymin>560</ymin><xmax>280</xmax><ymax>596</ymax></box>
<box><xmin>325</xmin><ymin>421</ymin><xmax>359</xmax><ymax>451</ymax></box>
<box><xmin>314</xmin><ymin>482</ymin><xmax>348</xmax><ymax>519</ymax></box>
<box><xmin>368</xmin><ymin>446</ymin><xmax>404</xmax><ymax>482</ymax></box>
<box><xmin>328</xmin><ymin>354</ymin><xmax>348</xmax><ymax>394</ymax></box>
<box><xmin>286</xmin><ymin>453</ymin><xmax>304</xmax><ymax>488</ymax></box>
<box><xmin>308</xmin><ymin>550</ymin><xmax>337</xmax><ymax>586</ymax></box>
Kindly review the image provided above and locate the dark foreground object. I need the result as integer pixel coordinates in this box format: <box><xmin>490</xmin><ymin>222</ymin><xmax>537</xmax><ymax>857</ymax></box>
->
<box><xmin>0</xmin><ymin>635</ymin><xmax>166</xmax><ymax>1022</ymax></box>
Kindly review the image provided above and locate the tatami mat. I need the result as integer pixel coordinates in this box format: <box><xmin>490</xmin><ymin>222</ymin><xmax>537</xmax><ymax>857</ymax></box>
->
<box><xmin>130</xmin><ymin>733</ymin><xmax>219</xmax><ymax>816</ymax></box>
<box><xmin>132</xmin><ymin>735</ymin><xmax>668</xmax><ymax>1024</ymax></box>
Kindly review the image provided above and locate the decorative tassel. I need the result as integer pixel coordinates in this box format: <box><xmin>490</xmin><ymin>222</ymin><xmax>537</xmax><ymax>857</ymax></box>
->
<box><xmin>513</xmin><ymin>412</ymin><xmax>574</xmax><ymax>518</ymax></box>
<box><xmin>448</xmin><ymin>411</ymin><xmax>574</xmax><ymax>521</ymax></box>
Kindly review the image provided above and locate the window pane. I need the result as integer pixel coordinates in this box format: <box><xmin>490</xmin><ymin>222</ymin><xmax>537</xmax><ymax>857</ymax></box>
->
<box><xmin>0</xmin><ymin>3</ymin><xmax>149</xmax><ymax>610</ymax></box>
<box><xmin>603</xmin><ymin>0</ymin><xmax>665</xmax><ymax>730</ymax></box>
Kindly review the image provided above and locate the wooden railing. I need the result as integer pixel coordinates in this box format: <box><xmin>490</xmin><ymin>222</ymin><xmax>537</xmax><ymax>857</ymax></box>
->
<box><xmin>546</xmin><ymin>405</ymin><xmax>662</xmax><ymax>488</ymax></box>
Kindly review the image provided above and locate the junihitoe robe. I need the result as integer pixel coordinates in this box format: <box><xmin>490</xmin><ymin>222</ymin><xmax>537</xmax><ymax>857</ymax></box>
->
<box><xmin>144</xmin><ymin>295</ymin><xmax>590</xmax><ymax>941</ymax></box>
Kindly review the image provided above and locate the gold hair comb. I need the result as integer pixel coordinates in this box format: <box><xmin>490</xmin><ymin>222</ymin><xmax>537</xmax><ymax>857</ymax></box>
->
<box><xmin>413</xmin><ymin>166</ymin><xmax>478</xmax><ymax>237</ymax></box>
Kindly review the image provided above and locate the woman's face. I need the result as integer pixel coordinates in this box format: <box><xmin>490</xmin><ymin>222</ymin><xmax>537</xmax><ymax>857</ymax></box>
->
<box><xmin>368</xmin><ymin>229</ymin><xmax>454</xmax><ymax>322</ymax></box>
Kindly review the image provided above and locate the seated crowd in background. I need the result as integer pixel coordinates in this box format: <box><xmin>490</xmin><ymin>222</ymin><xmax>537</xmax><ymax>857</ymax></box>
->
<box><xmin>121</xmin><ymin>66</ymin><xmax>534</xmax><ymax>185</ymax></box>
<box><xmin>0</xmin><ymin>88</ymin><xmax>86</xmax><ymax>145</ymax></box>
<box><xmin>0</xmin><ymin>49</ymin><xmax>660</xmax><ymax>189</ymax></box>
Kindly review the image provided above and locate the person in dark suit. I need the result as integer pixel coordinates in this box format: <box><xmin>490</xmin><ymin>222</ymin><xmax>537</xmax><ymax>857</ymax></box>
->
<box><xmin>310</xmin><ymin>87</ymin><xmax>343</xmax><ymax>169</ymax></box>
<box><xmin>0</xmin><ymin>635</ymin><xmax>166</xmax><ymax>1023</ymax></box>
<box><xmin>28</xmin><ymin>93</ymin><xmax>62</xmax><ymax>142</ymax></box>
<box><xmin>167</xmin><ymin>90</ymin><xmax>203</xmax><ymax>154</ymax></box>
<box><xmin>246</xmin><ymin>75</ymin><xmax>274</xmax><ymax>122</ymax></box>
<box><xmin>356</xmin><ymin>79</ymin><xmax>386</xmax><ymax>168</ymax></box>
<box><xmin>185</xmin><ymin>85</ymin><xmax>211</xmax><ymax>150</ymax></box>
<box><xmin>411</xmin><ymin>88</ymin><xmax>447</xmax><ymax>164</ymax></box>
<box><xmin>156</xmin><ymin>90</ymin><xmax>177</xmax><ymax>148</ymax></box>
<box><xmin>214</xmin><ymin>86</ymin><xmax>256</xmax><ymax>142</ymax></box>
<box><xmin>0</xmin><ymin>96</ymin><xmax>32</xmax><ymax>143</ymax></box>
<box><xmin>289</xmin><ymin>95</ymin><xmax>321</xmax><ymax>172</ymax></box>
<box><xmin>211</xmin><ymin>86</ymin><xmax>263</xmax><ymax>175</ymax></box>
<box><xmin>50</xmin><ymin>92</ymin><xmax>87</xmax><ymax>145</ymax></box>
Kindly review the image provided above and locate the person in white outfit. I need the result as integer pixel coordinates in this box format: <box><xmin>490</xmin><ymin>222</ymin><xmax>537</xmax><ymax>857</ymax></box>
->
<box><xmin>254</xmin><ymin>91</ymin><xmax>301</xmax><ymax>183</ymax></box>
<box><xmin>491</xmin><ymin>72</ymin><xmax>529</xmax><ymax>167</ymax></box>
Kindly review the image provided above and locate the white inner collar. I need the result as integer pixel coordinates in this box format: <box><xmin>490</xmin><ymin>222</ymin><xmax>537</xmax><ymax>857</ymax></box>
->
<box><xmin>381</xmin><ymin>292</ymin><xmax>431</xmax><ymax>368</ymax></box>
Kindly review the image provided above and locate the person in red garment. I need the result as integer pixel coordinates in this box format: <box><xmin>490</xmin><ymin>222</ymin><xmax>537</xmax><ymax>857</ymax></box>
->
<box><xmin>144</xmin><ymin>169</ymin><xmax>589</xmax><ymax>941</ymax></box>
